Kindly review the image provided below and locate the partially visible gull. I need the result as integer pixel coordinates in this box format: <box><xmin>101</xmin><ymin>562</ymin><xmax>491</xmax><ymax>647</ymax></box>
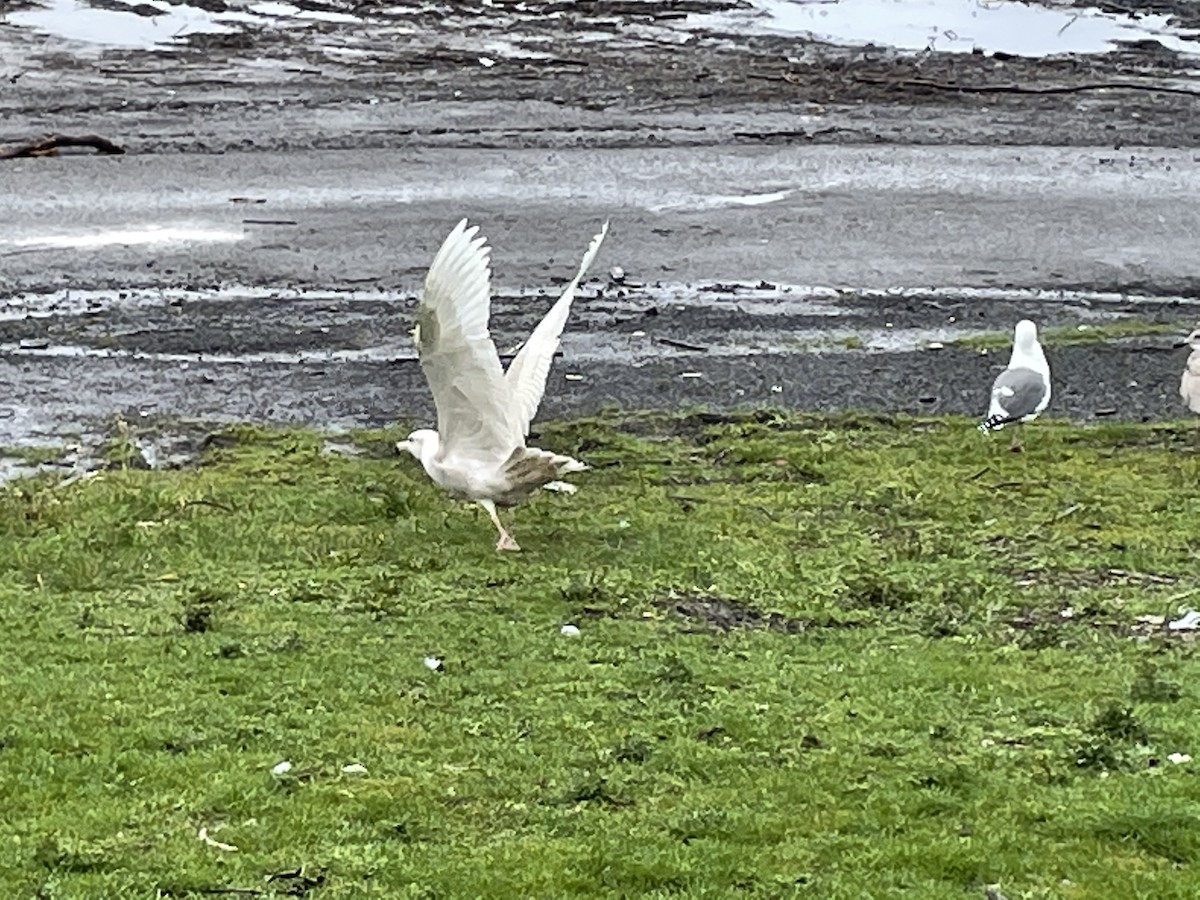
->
<box><xmin>397</xmin><ymin>219</ymin><xmax>609</xmax><ymax>551</ymax></box>
<box><xmin>1179</xmin><ymin>327</ymin><xmax>1200</xmax><ymax>416</ymax></box>
<box><xmin>978</xmin><ymin>319</ymin><xmax>1051</xmax><ymax>452</ymax></box>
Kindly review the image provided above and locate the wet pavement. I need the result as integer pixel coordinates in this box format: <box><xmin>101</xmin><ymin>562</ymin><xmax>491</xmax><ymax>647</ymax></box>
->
<box><xmin>0</xmin><ymin>1</ymin><xmax>1199</xmax><ymax>459</ymax></box>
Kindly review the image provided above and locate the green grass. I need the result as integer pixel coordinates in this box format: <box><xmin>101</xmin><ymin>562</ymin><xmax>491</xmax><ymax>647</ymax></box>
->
<box><xmin>787</xmin><ymin>334</ymin><xmax>864</xmax><ymax>353</ymax></box>
<box><xmin>956</xmin><ymin>320</ymin><xmax>1185</xmax><ymax>350</ymax></box>
<box><xmin>4</xmin><ymin>411</ymin><xmax>1200</xmax><ymax>898</ymax></box>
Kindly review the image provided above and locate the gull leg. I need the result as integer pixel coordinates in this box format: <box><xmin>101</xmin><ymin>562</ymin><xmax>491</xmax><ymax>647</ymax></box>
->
<box><xmin>1010</xmin><ymin>423</ymin><xmax>1024</xmax><ymax>454</ymax></box>
<box><xmin>478</xmin><ymin>499</ymin><xmax>520</xmax><ymax>552</ymax></box>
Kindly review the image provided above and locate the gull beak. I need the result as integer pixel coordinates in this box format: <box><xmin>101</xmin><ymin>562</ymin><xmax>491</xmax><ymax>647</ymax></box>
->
<box><xmin>395</xmin><ymin>439</ymin><xmax>411</xmax><ymax>456</ymax></box>
<box><xmin>1175</xmin><ymin>341</ymin><xmax>1190</xmax><ymax>349</ymax></box>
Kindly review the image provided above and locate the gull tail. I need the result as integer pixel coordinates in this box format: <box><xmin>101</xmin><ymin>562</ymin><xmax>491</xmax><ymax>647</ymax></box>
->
<box><xmin>548</xmin><ymin>453</ymin><xmax>588</xmax><ymax>475</ymax></box>
<box><xmin>498</xmin><ymin>447</ymin><xmax>589</xmax><ymax>504</ymax></box>
<box><xmin>978</xmin><ymin>414</ymin><xmax>1014</xmax><ymax>433</ymax></box>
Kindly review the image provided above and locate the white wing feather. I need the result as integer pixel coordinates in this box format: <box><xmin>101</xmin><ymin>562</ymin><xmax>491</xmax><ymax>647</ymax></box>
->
<box><xmin>415</xmin><ymin>219</ymin><xmax>520</xmax><ymax>462</ymax></box>
<box><xmin>505</xmin><ymin>221</ymin><xmax>609</xmax><ymax>436</ymax></box>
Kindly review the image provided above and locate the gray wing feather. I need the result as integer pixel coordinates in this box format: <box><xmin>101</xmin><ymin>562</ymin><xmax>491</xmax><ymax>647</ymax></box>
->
<box><xmin>990</xmin><ymin>367</ymin><xmax>1047</xmax><ymax>421</ymax></box>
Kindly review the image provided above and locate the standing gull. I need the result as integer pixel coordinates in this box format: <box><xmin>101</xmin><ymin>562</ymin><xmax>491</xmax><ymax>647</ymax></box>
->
<box><xmin>978</xmin><ymin>319</ymin><xmax>1051</xmax><ymax>451</ymax></box>
<box><xmin>1180</xmin><ymin>328</ymin><xmax>1200</xmax><ymax>446</ymax></box>
<box><xmin>397</xmin><ymin>219</ymin><xmax>609</xmax><ymax>551</ymax></box>
<box><xmin>1179</xmin><ymin>328</ymin><xmax>1200</xmax><ymax>414</ymax></box>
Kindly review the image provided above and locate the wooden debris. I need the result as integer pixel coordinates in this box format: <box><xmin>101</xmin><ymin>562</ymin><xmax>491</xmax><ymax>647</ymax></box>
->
<box><xmin>852</xmin><ymin>73</ymin><xmax>1200</xmax><ymax>99</ymax></box>
<box><xmin>657</xmin><ymin>336</ymin><xmax>709</xmax><ymax>352</ymax></box>
<box><xmin>0</xmin><ymin>133</ymin><xmax>125</xmax><ymax>160</ymax></box>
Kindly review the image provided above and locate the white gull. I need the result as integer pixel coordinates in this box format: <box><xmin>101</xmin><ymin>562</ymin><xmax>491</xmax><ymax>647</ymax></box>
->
<box><xmin>978</xmin><ymin>319</ymin><xmax>1051</xmax><ymax>452</ymax></box>
<box><xmin>397</xmin><ymin>219</ymin><xmax>608</xmax><ymax>551</ymax></box>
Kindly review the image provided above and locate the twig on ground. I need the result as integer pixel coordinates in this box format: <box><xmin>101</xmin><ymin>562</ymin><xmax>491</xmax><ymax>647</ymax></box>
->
<box><xmin>852</xmin><ymin>74</ymin><xmax>1200</xmax><ymax>99</ymax></box>
<box><xmin>1163</xmin><ymin>587</ymin><xmax>1200</xmax><ymax>606</ymax></box>
<box><xmin>1108</xmin><ymin>568</ymin><xmax>1177</xmax><ymax>584</ymax></box>
<box><xmin>157</xmin><ymin>886</ymin><xmax>264</xmax><ymax>897</ymax></box>
<box><xmin>179</xmin><ymin>499</ymin><xmax>236</xmax><ymax>514</ymax></box>
<box><xmin>0</xmin><ymin>133</ymin><xmax>126</xmax><ymax>159</ymax></box>
<box><xmin>1049</xmin><ymin>503</ymin><xmax>1083</xmax><ymax>523</ymax></box>
<box><xmin>55</xmin><ymin>471</ymin><xmax>101</xmax><ymax>490</ymax></box>
<box><xmin>734</xmin><ymin>127</ymin><xmax>843</xmax><ymax>141</ymax></box>
<box><xmin>658</xmin><ymin>337</ymin><xmax>710</xmax><ymax>352</ymax></box>
<box><xmin>198</xmin><ymin>825</ymin><xmax>239</xmax><ymax>853</ymax></box>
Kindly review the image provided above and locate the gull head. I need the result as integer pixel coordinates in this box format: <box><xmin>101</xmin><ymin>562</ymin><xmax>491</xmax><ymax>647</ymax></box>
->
<box><xmin>1182</xmin><ymin>328</ymin><xmax>1200</xmax><ymax>350</ymax></box>
<box><xmin>1013</xmin><ymin>319</ymin><xmax>1039</xmax><ymax>350</ymax></box>
<box><xmin>396</xmin><ymin>428</ymin><xmax>440</xmax><ymax>463</ymax></box>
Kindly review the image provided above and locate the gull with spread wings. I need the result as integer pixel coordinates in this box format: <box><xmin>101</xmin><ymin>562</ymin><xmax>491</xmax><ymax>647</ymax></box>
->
<box><xmin>397</xmin><ymin>219</ymin><xmax>608</xmax><ymax>551</ymax></box>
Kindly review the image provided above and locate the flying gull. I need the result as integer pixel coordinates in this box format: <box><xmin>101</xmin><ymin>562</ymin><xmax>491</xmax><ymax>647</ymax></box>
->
<box><xmin>978</xmin><ymin>319</ymin><xmax>1051</xmax><ymax>451</ymax></box>
<box><xmin>397</xmin><ymin>219</ymin><xmax>609</xmax><ymax>551</ymax></box>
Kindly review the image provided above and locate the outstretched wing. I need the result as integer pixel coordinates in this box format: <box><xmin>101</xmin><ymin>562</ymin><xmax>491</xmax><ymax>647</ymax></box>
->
<box><xmin>414</xmin><ymin>219</ymin><xmax>519</xmax><ymax>462</ymax></box>
<box><xmin>504</xmin><ymin>221</ymin><xmax>609</xmax><ymax>436</ymax></box>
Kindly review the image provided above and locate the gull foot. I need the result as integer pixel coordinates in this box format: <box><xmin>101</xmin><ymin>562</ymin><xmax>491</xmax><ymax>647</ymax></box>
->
<box><xmin>496</xmin><ymin>533</ymin><xmax>521</xmax><ymax>552</ymax></box>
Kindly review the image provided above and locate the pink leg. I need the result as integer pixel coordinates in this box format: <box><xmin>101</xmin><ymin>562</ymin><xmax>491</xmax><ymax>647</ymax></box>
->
<box><xmin>478</xmin><ymin>499</ymin><xmax>520</xmax><ymax>552</ymax></box>
<box><xmin>1009</xmin><ymin>423</ymin><xmax>1024</xmax><ymax>453</ymax></box>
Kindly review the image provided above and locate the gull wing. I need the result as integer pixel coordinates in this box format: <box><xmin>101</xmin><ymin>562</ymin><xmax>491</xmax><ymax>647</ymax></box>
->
<box><xmin>988</xmin><ymin>366</ymin><xmax>1048</xmax><ymax>422</ymax></box>
<box><xmin>505</xmin><ymin>221</ymin><xmax>609</xmax><ymax>436</ymax></box>
<box><xmin>414</xmin><ymin>219</ymin><xmax>519</xmax><ymax>462</ymax></box>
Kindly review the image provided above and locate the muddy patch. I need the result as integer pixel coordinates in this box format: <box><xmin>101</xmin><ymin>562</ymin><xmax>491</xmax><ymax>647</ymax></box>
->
<box><xmin>2</xmin><ymin>0</ymin><xmax>1200</xmax><ymax>153</ymax></box>
<box><xmin>0</xmin><ymin>279</ymin><xmax>1194</xmax><ymax>448</ymax></box>
<box><xmin>658</xmin><ymin>591</ymin><xmax>809</xmax><ymax>633</ymax></box>
<box><xmin>0</xmin><ymin>413</ymin><xmax>231</xmax><ymax>485</ymax></box>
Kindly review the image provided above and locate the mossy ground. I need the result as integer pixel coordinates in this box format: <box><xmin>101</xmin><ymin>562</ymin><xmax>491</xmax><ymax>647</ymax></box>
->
<box><xmin>955</xmin><ymin>320</ymin><xmax>1186</xmax><ymax>350</ymax></box>
<box><xmin>3</xmin><ymin>412</ymin><xmax>1200</xmax><ymax>898</ymax></box>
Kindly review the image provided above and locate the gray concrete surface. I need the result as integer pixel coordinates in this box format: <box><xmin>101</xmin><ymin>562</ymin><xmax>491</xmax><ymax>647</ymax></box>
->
<box><xmin>3</xmin><ymin>145</ymin><xmax>1198</xmax><ymax>292</ymax></box>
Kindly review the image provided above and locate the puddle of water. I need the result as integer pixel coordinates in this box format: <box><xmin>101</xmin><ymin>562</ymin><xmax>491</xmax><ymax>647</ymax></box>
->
<box><xmin>648</xmin><ymin>189</ymin><xmax>795</xmax><ymax>213</ymax></box>
<box><xmin>688</xmin><ymin>0</ymin><xmax>1199</xmax><ymax>56</ymax></box>
<box><xmin>247</xmin><ymin>1</ymin><xmax>360</xmax><ymax>24</ymax></box>
<box><xmin>6</xmin><ymin>0</ymin><xmax>234</xmax><ymax>48</ymax></box>
<box><xmin>6</xmin><ymin>0</ymin><xmax>363</xmax><ymax>50</ymax></box>
<box><xmin>2</xmin><ymin>226</ymin><xmax>244</xmax><ymax>251</ymax></box>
